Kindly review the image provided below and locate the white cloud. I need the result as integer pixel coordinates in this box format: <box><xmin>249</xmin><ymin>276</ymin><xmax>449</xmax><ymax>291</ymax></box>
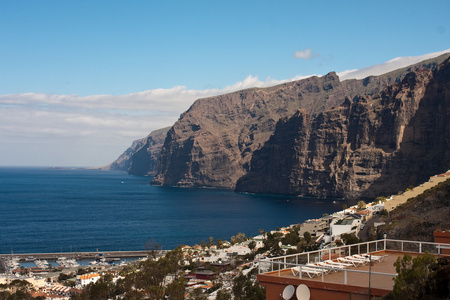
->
<box><xmin>294</xmin><ymin>48</ymin><xmax>318</xmax><ymax>60</ymax></box>
<box><xmin>338</xmin><ymin>49</ymin><xmax>450</xmax><ymax>80</ymax></box>
<box><xmin>0</xmin><ymin>73</ymin><xmax>314</xmax><ymax>166</ymax></box>
<box><xmin>1</xmin><ymin>49</ymin><xmax>449</xmax><ymax>167</ymax></box>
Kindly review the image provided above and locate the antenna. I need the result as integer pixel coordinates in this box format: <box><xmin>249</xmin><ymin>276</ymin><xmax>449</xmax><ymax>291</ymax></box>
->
<box><xmin>296</xmin><ymin>284</ymin><xmax>311</xmax><ymax>300</ymax></box>
<box><xmin>281</xmin><ymin>285</ymin><xmax>295</xmax><ymax>300</ymax></box>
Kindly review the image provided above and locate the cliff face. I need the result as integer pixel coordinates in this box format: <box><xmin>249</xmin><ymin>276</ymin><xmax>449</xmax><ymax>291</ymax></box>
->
<box><xmin>150</xmin><ymin>71</ymin><xmax>407</xmax><ymax>188</ymax></box>
<box><xmin>151</xmin><ymin>55</ymin><xmax>450</xmax><ymax>190</ymax></box>
<box><xmin>103</xmin><ymin>138</ymin><xmax>146</xmax><ymax>171</ymax></box>
<box><xmin>106</xmin><ymin>127</ymin><xmax>170</xmax><ymax>176</ymax></box>
<box><xmin>236</xmin><ymin>58</ymin><xmax>450</xmax><ymax>199</ymax></box>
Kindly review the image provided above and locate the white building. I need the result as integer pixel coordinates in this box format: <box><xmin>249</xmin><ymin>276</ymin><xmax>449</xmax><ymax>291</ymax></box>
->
<box><xmin>330</xmin><ymin>215</ymin><xmax>361</xmax><ymax>237</ymax></box>
<box><xmin>76</xmin><ymin>273</ymin><xmax>100</xmax><ymax>286</ymax></box>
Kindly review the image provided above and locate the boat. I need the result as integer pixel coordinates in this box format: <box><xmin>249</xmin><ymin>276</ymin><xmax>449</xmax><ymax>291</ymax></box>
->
<box><xmin>34</xmin><ymin>259</ymin><xmax>49</xmax><ymax>269</ymax></box>
<box><xmin>57</xmin><ymin>257</ymin><xmax>79</xmax><ymax>268</ymax></box>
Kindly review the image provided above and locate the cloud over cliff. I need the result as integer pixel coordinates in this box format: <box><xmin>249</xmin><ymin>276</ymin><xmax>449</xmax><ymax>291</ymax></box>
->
<box><xmin>1</xmin><ymin>49</ymin><xmax>448</xmax><ymax>166</ymax></box>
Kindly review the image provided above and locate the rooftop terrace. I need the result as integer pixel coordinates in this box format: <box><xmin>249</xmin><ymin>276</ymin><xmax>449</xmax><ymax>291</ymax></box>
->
<box><xmin>257</xmin><ymin>238</ymin><xmax>450</xmax><ymax>299</ymax></box>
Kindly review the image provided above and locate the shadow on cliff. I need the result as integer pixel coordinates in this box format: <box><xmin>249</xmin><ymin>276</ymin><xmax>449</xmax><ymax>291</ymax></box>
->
<box><xmin>358</xmin><ymin>58</ymin><xmax>450</xmax><ymax>201</ymax></box>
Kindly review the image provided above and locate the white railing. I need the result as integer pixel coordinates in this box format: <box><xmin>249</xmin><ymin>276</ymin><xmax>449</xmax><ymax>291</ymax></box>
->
<box><xmin>258</xmin><ymin>260</ymin><xmax>397</xmax><ymax>285</ymax></box>
<box><xmin>258</xmin><ymin>238</ymin><xmax>449</xmax><ymax>283</ymax></box>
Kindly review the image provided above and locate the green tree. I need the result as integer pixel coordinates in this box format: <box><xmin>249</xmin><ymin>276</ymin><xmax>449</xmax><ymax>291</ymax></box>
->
<box><xmin>357</xmin><ymin>200</ymin><xmax>366</xmax><ymax>211</ymax></box>
<box><xmin>236</xmin><ymin>232</ymin><xmax>247</xmax><ymax>243</ymax></box>
<box><xmin>340</xmin><ymin>233</ymin><xmax>362</xmax><ymax>245</ymax></box>
<box><xmin>259</xmin><ymin>229</ymin><xmax>266</xmax><ymax>240</ymax></box>
<box><xmin>9</xmin><ymin>279</ymin><xmax>34</xmax><ymax>293</ymax></box>
<box><xmin>392</xmin><ymin>253</ymin><xmax>437</xmax><ymax>299</ymax></box>
<box><xmin>190</xmin><ymin>287</ymin><xmax>207</xmax><ymax>299</ymax></box>
<box><xmin>165</xmin><ymin>276</ymin><xmax>186</xmax><ymax>300</ymax></box>
<box><xmin>282</xmin><ymin>226</ymin><xmax>300</xmax><ymax>246</ymax></box>
<box><xmin>375</xmin><ymin>196</ymin><xmax>386</xmax><ymax>203</ymax></box>
<box><xmin>248</xmin><ymin>240</ymin><xmax>257</xmax><ymax>252</ymax></box>
<box><xmin>207</xmin><ymin>236</ymin><xmax>214</xmax><ymax>248</ymax></box>
<box><xmin>216</xmin><ymin>289</ymin><xmax>232</xmax><ymax>300</ymax></box>
<box><xmin>232</xmin><ymin>274</ymin><xmax>265</xmax><ymax>300</ymax></box>
<box><xmin>136</xmin><ymin>247</ymin><xmax>184</xmax><ymax>299</ymax></box>
<box><xmin>303</xmin><ymin>231</ymin><xmax>312</xmax><ymax>244</ymax></box>
<box><xmin>216</xmin><ymin>238</ymin><xmax>223</xmax><ymax>249</ymax></box>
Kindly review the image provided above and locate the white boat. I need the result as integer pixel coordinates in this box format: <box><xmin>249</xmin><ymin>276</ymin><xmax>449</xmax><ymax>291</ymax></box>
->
<box><xmin>35</xmin><ymin>259</ymin><xmax>49</xmax><ymax>269</ymax></box>
<box><xmin>57</xmin><ymin>257</ymin><xmax>79</xmax><ymax>268</ymax></box>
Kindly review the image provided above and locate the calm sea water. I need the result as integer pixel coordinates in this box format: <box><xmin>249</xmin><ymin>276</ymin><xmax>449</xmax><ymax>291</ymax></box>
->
<box><xmin>0</xmin><ymin>167</ymin><xmax>342</xmax><ymax>254</ymax></box>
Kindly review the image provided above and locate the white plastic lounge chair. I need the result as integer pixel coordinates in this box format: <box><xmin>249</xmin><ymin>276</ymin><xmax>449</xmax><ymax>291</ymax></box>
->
<box><xmin>325</xmin><ymin>259</ymin><xmax>352</xmax><ymax>268</ymax></box>
<box><xmin>316</xmin><ymin>261</ymin><xmax>345</xmax><ymax>270</ymax></box>
<box><xmin>353</xmin><ymin>254</ymin><xmax>386</xmax><ymax>262</ymax></box>
<box><xmin>307</xmin><ymin>263</ymin><xmax>332</xmax><ymax>273</ymax></box>
<box><xmin>337</xmin><ymin>256</ymin><xmax>365</xmax><ymax>267</ymax></box>
<box><xmin>351</xmin><ymin>255</ymin><xmax>371</xmax><ymax>263</ymax></box>
<box><xmin>346</xmin><ymin>255</ymin><xmax>369</xmax><ymax>265</ymax></box>
<box><xmin>291</xmin><ymin>266</ymin><xmax>322</xmax><ymax>278</ymax></box>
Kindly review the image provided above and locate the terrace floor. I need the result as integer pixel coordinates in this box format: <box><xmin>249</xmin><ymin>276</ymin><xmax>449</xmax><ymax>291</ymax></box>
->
<box><xmin>265</xmin><ymin>251</ymin><xmax>413</xmax><ymax>291</ymax></box>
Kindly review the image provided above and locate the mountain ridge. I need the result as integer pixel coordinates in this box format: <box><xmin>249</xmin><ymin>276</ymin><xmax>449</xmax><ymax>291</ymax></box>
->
<box><xmin>236</xmin><ymin>59</ymin><xmax>450</xmax><ymax>199</ymax></box>
<box><xmin>108</xmin><ymin>53</ymin><xmax>450</xmax><ymax>200</ymax></box>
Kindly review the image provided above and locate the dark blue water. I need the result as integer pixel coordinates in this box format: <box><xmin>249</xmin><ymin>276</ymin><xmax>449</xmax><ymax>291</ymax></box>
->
<box><xmin>0</xmin><ymin>167</ymin><xmax>342</xmax><ymax>254</ymax></box>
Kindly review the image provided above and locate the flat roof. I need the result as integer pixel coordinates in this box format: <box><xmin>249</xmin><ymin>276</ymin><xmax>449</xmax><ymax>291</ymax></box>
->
<box><xmin>258</xmin><ymin>251</ymin><xmax>413</xmax><ymax>292</ymax></box>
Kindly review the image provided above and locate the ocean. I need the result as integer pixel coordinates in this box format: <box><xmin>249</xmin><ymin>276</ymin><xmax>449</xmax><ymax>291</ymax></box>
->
<box><xmin>0</xmin><ymin>167</ymin><xmax>342</xmax><ymax>254</ymax></box>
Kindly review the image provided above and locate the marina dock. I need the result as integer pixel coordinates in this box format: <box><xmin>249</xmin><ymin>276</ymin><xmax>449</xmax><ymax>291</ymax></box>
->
<box><xmin>0</xmin><ymin>250</ymin><xmax>168</xmax><ymax>273</ymax></box>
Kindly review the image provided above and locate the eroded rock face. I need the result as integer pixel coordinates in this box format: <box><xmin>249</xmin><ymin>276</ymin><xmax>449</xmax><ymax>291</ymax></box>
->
<box><xmin>151</xmin><ymin>71</ymin><xmax>401</xmax><ymax>188</ymax></box>
<box><xmin>150</xmin><ymin>54</ymin><xmax>450</xmax><ymax>199</ymax></box>
<box><xmin>236</xmin><ymin>58</ymin><xmax>450</xmax><ymax>199</ymax></box>
<box><xmin>106</xmin><ymin>127</ymin><xmax>170</xmax><ymax>176</ymax></box>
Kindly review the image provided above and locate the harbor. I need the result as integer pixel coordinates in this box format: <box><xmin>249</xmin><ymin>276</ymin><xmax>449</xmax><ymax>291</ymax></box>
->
<box><xmin>0</xmin><ymin>250</ymin><xmax>166</xmax><ymax>273</ymax></box>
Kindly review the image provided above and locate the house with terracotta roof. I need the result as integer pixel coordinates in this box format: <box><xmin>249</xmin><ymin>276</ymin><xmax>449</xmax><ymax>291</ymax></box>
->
<box><xmin>356</xmin><ymin>209</ymin><xmax>373</xmax><ymax>222</ymax></box>
<box><xmin>76</xmin><ymin>273</ymin><xmax>100</xmax><ymax>286</ymax></box>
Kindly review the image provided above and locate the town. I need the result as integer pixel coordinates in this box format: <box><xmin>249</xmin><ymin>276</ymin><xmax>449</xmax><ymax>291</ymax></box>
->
<box><xmin>1</xmin><ymin>171</ymin><xmax>449</xmax><ymax>299</ymax></box>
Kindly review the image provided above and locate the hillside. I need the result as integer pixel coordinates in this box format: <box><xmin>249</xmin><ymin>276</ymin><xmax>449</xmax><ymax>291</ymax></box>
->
<box><xmin>376</xmin><ymin>177</ymin><xmax>450</xmax><ymax>242</ymax></box>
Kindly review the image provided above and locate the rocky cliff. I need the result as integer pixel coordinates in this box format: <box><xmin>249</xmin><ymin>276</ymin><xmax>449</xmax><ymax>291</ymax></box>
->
<box><xmin>236</xmin><ymin>58</ymin><xmax>450</xmax><ymax>199</ymax></box>
<box><xmin>151</xmin><ymin>54</ymin><xmax>450</xmax><ymax>193</ymax></box>
<box><xmin>105</xmin><ymin>127</ymin><xmax>170</xmax><ymax>176</ymax></box>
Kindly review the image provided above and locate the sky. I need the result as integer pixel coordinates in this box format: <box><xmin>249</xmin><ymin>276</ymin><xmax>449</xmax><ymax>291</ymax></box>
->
<box><xmin>0</xmin><ymin>1</ymin><xmax>449</xmax><ymax>167</ymax></box>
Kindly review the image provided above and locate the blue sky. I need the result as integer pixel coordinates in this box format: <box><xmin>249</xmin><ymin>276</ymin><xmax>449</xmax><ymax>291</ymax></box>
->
<box><xmin>0</xmin><ymin>0</ymin><xmax>449</xmax><ymax>166</ymax></box>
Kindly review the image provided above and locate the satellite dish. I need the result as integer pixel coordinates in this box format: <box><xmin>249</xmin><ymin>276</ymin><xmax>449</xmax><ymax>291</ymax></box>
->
<box><xmin>281</xmin><ymin>285</ymin><xmax>295</xmax><ymax>300</ymax></box>
<box><xmin>296</xmin><ymin>284</ymin><xmax>310</xmax><ymax>300</ymax></box>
